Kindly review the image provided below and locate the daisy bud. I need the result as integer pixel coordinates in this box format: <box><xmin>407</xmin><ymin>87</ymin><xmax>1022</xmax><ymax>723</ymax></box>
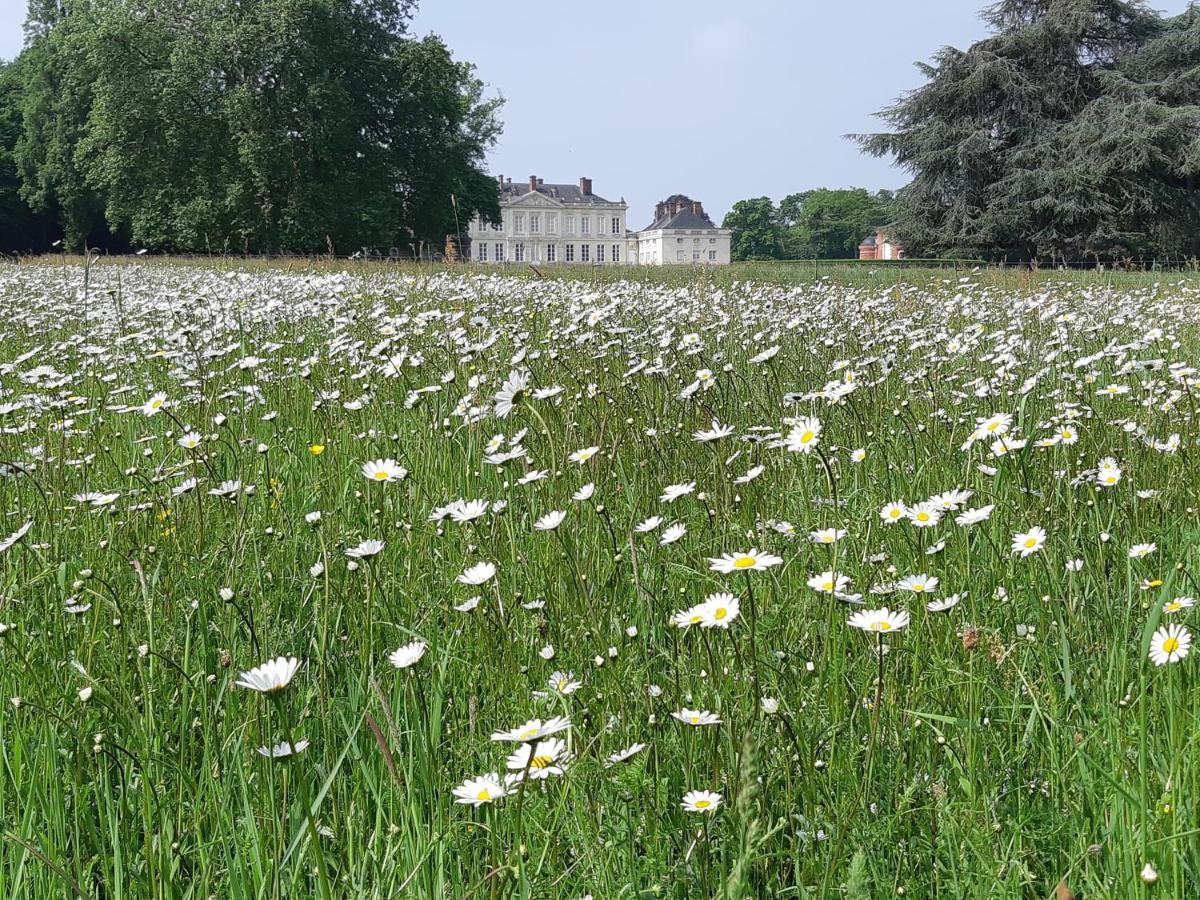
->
<box><xmin>1141</xmin><ymin>862</ymin><xmax>1158</xmax><ymax>884</ymax></box>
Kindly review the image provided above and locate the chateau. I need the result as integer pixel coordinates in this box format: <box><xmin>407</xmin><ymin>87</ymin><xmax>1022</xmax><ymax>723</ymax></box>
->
<box><xmin>465</xmin><ymin>176</ymin><xmax>730</xmax><ymax>266</ymax></box>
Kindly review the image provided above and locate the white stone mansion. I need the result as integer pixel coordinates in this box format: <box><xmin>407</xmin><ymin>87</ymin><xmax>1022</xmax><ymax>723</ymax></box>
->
<box><xmin>465</xmin><ymin>176</ymin><xmax>731</xmax><ymax>266</ymax></box>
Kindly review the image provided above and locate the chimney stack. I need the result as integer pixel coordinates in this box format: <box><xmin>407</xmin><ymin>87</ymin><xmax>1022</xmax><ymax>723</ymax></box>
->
<box><xmin>692</xmin><ymin>201</ymin><xmax>704</xmax><ymax>217</ymax></box>
<box><xmin>537</xmin><ymin>177</ymin><xmax>544</xmax><ymax>187</ymax></box>
<box><xmin>529</xmin><ymin>175</ymin><xmax>538</xmax><ymax>193</ymax></box>
<box><xmin>497</xmin><ymin>174</ymin><xmax>505</xmax><ymax>191</ymax></box>
<box><xmin>579</xmin><ymin>177</ymin><xmax>592</xmax><ymax>196</ymax></box>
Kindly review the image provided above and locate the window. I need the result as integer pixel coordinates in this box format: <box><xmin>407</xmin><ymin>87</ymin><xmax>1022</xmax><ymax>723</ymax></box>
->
<box><xmin>547</xmin><ymin>214</ymin><xmax>557</xmax><ymax>234</ymax></box>
<box><xmin>693</xmin><ymin>252</ymin><xmax>700</xmax><ymax>261</ymax></box>
<box><xmin>495</xmin><ymin>243</ymin><xmax>505</xmax><ymax>262</ymax></box>
<box><xmin>530</xmin><ymin>213</ymin><xmax>540</xmax><ymax>234</ymax></box>
<box><xmin>693</xmin><ymin>238</ymin><xmax>700</xmax><ymax>244</ymax></box>
<box><xmin>566</xmin><ymin>243</ymin><xmax>575</xmax><ymax>262</ymax></box>
<box><xmin>581</xmin><ymin>244</ymin><xmax>591</xmax><ymax>262</ymax></box>
<box><xmin>709</xmin><ymin>237</ymin><xmax>716</xmax><ymax>243</ymax></box>
<box><xmin>514</xmin><ymin>214</ymin><xmax>525</xmax><ymax>233</ymax></box>
<box><xmin>514</xmin><ymin>242</ymin><xmax>525</xmax><ymax>262</ymax></box>
<box><xmin>676</xmin><ymin>237</ymin><xmax>683</xmax><ymax>243</ymax></box>
<box><xmin>547</xmin><ymin>244</ymin><xmax>557</xmax><ymax>262</ymax></box>
<box><xmin>565</xmin><ymin>216</ymin><xmax>575</xmax><ymax>234</ymax></box>
<box><xmin>611</xmin><ymin>217</ymin><xmax>620</xmax><ymax>234</ymax></box>
<box><xmin>492</xmin><ymin>222</ymin><xmax>502</xmax><ymax>232</ymax></box>
<box><xmin>708</xmin><ymin>250</ymin><xmax>717</xmax><ymax>261</ymax></box>
<box><xmin>477</xmin><ymin>242</ymin><xmax>488</xmax><ymax>262</ymax></box>
<box><xmin>676</xmin><ymin>250</ymin><xmax>685</xmax><ymax>261</ymax></box>
<box><xmin>596</xmin><ymin>244</ymin><xmax>605</xmax><ymax>263</ymax></box>
<box><xmin>612</xmin><ymin>244</ymin><xmax>620</xmax><ymax>263</ymax></box>
<box><xmin>581</xmin><ymin>217</ymin><xmax>590</xmax><ymax>235</ymax></box>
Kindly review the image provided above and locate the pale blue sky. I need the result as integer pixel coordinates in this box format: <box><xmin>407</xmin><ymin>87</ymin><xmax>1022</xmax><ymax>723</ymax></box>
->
<box><xmin>2</xmin><ymin>0</ymin><xmax>1193</xmax><ymax>224</ymax></box>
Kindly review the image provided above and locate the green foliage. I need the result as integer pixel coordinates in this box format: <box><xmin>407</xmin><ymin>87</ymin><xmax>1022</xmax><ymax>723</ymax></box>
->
<box><xmin>0</xmin><ymin>62</ymin><xmax>52</xmax><ymax>252</ymax></box>
<box><xmin>722</xmin><ymin>197</ymin><xmax>783</xmax><ymax>261</ymax></box>
<box><xmin>7</xmin><ymin>0</ymin><xmax>501</xmax><ymax>253</ymax></box>
<box><xmin>779</xmin><ymin>188</ymin><xmax>896</xmax><ymax>259</ymax></box>
<box><xmin>858</xmin><ymin>0</ymin><xmax>1200</xmax><ymax>262</ymax></box>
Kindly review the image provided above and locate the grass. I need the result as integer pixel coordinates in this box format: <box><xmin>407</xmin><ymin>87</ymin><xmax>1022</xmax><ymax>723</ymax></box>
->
<box><xmin>1</xmin><ymin>257</ymin><xmax>1198</xmax><ymax>897</ymax></box>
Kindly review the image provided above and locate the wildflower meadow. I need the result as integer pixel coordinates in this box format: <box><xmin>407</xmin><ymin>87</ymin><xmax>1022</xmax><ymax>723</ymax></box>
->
<box><xmin>1</xmin><ymin>261</ymin><xmax>1199</xmax><ymax>898</ymax></box>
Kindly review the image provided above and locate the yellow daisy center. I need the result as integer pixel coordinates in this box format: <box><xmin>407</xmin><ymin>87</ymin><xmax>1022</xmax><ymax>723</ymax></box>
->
<box><xmin>912</xmin><ymin>584</ymin><xmax>925</xmax><ymax>592</ymax></box>
<box><xmin>916</xmin><ymin>512</ymin><xmax>930</xmax><ymax>522</ymax></box>
<box><xmin>374</xmin><ymin>471</ymin><xmax>388</xmax><ymax>480</ymax></box>
<box><xmin>531</xmin><ymin>755</ymin><xmax>553</xmax><ymax>769</ymax></box>
<box><xmin>800</xmin><ymin>430</ymin><xmax>814</xmax><ymax>443</ymax></box>
<box><xmin>695</xmin><ymin>799</ymin><xmax>711</xmax><ymax>809</ymax></box>
<box><xmin>822</xmin><ymin>581</ymin><xmax>834</xmax><ymax>591</ymax></box>
<box><xmin>1025</xmin><ymin>538</ymin><xmax>1037</xmax><ymax>548</ymax></box>
<box><xmin>519</xmin><ymin>728</ymin><xmax>540</xmax><ymax>740</ymax></box>
<box><xmin>689</xmin><ymin>716</ymin><xmax>701</xmax><ymax>724</ymax></box>
<box><xmin>151</xmin><ymin>399</ymin><xmax>163</xmax><ymax>409</ymax></box>
<box><xmin>477</xmin><ymin>789</ymin><xmax>491</xmax><ymax>801</ymax></box>
<box><xmin>1163</xmin><ymin>637</ymin><xmax>1180</xmax><ymax>653</ymax></box>
<box><xmin>878</xmin><ymin>621</ymin><xmax>892</xmax><ymax>630</ymax></box>
<box><xmin>732</xmin><ymin>556</ymin><xmax>756</xmax><ymax>569</ymax></box>
<box><xmin>714</xmin><ymin>607</ymin><xmax>727</xmax><ymax>620</ymax></box>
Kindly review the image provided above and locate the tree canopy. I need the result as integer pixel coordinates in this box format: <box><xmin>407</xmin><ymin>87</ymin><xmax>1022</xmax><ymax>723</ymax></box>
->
<box><xmin>3</xmin><ymin>0</ymin><xmax>501</xmax><ymax>254</ymax></box>
<box><xmin>858</xmin><ymin>0</ymin><xmax>1200</xmax><ymax>262</ymax></box>
<box><xmin>721</xmin><ymin>190</ymin><xmax>896</xmax><ymax>261</ymax></box>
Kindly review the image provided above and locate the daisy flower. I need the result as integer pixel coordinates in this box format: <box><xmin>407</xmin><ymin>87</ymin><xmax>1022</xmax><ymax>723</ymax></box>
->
<box><xmin>569</xmin><ymin>446</ymin><xmax>600</xmax><ymax>464</ymax></box>
<box><xmin>681</xmin><ymin>790</ymin><xmax>723</xmax><ymax>813</ymax></box>
<box><xmin>549</xmin><ymin>672</ymin><xmax>582</xmax><ymax>695</ymax></box>
<box><xmin>635</xmin><ymin>516</ymin><xmax>664</xmax><ymax>533</ymax></box>
<box><xmin>572</xmin><ymin>483</ymin><xmax>595</xmax><ymax>501</ymax></box>
<box><xmin>388</xmin><ymin>641</ymin><xmax>427</xmax><ymax>670</ymax></box>
<box><xmin>362</xmin><ymin>458</ymin><xmax>407</xmax><ymax>483</ymax></box>
<box><xmin>235</xmin><ymin>656</ymin><xmax>301</xmax><ymax>694</ymax></box>
<box><xmin>660</xmin><ymin>482</ymin><xmax>696</xmax><ymax>503</ymax></box>
<box><xmin>604</xmin><ymin>743</ymin><xmax>647</xmax><ymax>767</ymax></box>
<box><xmin>897</xmin><ymin>573</ymin><xmax>938</xmax><ymax>594</ymax></box>
<box><xmin>708</xmin><ymin>549</ymin><xmax>783</xmax><ymax>573</ymax></box>
<box><xmin>784</xmin><ymin>417</ymin><xmax>822</xmax><ymax>454</ymax></box>
<box><xmin>141</xmin><ymin>392</ymin><xmax>169</xmax><ymax>416</ymax></box>
<box><xmin>490</xmin><ymin>716</ymin><xmax>571</xmax><ymax>743</ymax></box>
<box><xmin>506</xmin><ymin>737</ymin><xmax>571</xmax><ymax>780</ymax></box>
<box><xmin>926</xmin><ymin>593</ymin><xmax>963</xmax><ymax>612</ymax></box>
<box><xmin>534</xmin><ymin>510</ymin><xmax>567</xmax><ymax>531</ymax></box>
<box><xmin>458</xmin><ymin>561</ymin><xmax>496</xmax><ymax>585</ymax></box>
<box><xmin>1129</xmin><ymin>543</ymin><xmax>1156</xmax><ymax>559</ymax></box>
<box><xmin>847</xmin><ymin>608</ymin><xmax>910</xmax><ymax>633</ymax></box>
<box><xmin>809</xmin><ymin>528</ymin><xmax>846</xmax><ymax>545</ymax></box>
<box><xmin>955</xmin><ymin>505</ymin><xmax>994</xmax><ymax>526</ymax></box>
<box><xmin>671</xmin><ymin>708</ymin><xmax>721</xmax><ymax>726</ymax></box>
<box><xmin>693</xmin><ymin>419</ymin><xmax>734</xmax><ymax>442</ymax></box>
<box><xmin>452</xmin><ymin>773</ymin><xmax>507</xmax><ymax>806</ymax></box>
<box><xmin>807</xmin><ymin>570</ymin><xmax>850</xmax><ymax>594</ymax></box>
<box><xmin>907</xmin><ymin>502</ymin><xmax>942</xmax><ymax>528</ymax></box>
<box><xmin>879</xmin><ymin>501</ymin><xmax>907</xmax><ymax>525</ymax></box>
<box><xmin>346</xmin><ymin>539</ymin><xmax>384</xmax><ymax>559</ymax></box>
<box><xmin>1149</xmin><ymin>624</ymin><xmax>1191</xmax><ymax>666</ymax></box>
<box><xmin>1011</xmin><ymin>526</ymin><xmax>1046</xmax><ymax>558</ymax></box>
<box><xmin>257</xmin><ymin>739</ymin><xmax>309</xmax><ymax>758</ymax></box>
<box><xmin>659</xmin><ymin>523</ymin><xmax>687</xmax><ymax>545</ymax></box>
<box><xmin>700</xmin><ymin>593</ymin><xmax>740</xmax><ymax>628</ymax></box>
<box><xmin>1164</xmin><ymin>597</ymin><xmax>1195</xmax><ymax>614</ymax></box>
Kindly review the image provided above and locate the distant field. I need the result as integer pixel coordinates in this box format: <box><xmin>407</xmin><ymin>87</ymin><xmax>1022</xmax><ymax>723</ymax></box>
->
<box><xmin>1</xmin><ymin>260</ymin><xmax>1198</xmax><ymax>897</ymax></box>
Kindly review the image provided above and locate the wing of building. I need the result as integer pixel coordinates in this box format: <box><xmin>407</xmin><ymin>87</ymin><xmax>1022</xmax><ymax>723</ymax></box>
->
<box><xmin>465</xmin><ymin>177</ymin><xmax>730</xmax><ymax>265</ymax></box>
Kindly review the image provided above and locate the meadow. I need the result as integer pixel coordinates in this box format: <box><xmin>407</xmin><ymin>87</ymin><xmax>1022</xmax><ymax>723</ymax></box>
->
<box><xmin>1</xmin><ymin>259</ymin><xmax>1199</xmax><ymax>898</ymax></box>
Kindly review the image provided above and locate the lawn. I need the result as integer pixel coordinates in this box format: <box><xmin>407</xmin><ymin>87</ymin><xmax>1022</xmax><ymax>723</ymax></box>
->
<box><xmin>1</xmin><ymin>258</ymin><xmax>1197</xmax><ymax>898</ymax></box>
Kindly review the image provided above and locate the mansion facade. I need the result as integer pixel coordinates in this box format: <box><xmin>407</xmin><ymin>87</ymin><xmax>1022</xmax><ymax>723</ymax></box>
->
<box><xmin>465</xmin><ymin>176</ymin><xmax>730</xmax><ymax>266</ymax></box>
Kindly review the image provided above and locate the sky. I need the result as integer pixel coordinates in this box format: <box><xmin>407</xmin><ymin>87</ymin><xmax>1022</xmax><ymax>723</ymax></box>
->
<box><xmin>1</xmin><ymin>0</ymin><xmax>1193</xmax><ymax>226</ymax></box>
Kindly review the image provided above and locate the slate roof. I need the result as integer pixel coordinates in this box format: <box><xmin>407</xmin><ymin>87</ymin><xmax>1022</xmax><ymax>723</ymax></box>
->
<box><xmin>500</xmin><ymin>182</ymin><xmax>616</xmax><ymax>205</ymax></box>
<box><xmin>642</xmin><ymin>209</ymin><xmax>718</xmax><ymax>231</ymax></box>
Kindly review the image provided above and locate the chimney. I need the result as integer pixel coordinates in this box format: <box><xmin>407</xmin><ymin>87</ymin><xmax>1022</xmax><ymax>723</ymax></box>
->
<box><xmin>692</xmin><ymin>201</ymin><xmax>704</xmax><ymax>217</ymax></box>
<box><xmin>579</xmin><ymin>177</ymin><xmax>592</xmax><ymax>196</ymax></box>
<box><xmin>497</xmin><ymin>174</ymin><xmax>504</xmax><ymax>191</ymax></box>
<box><xmin>537</xmin><ymin>177</ymin><xmax>544</xmax><ymax>187</ymax></box>
<box><xmin>529</xmin><ymin>175</ymin><xmax>538</xmax><ymax>193</ymax></box>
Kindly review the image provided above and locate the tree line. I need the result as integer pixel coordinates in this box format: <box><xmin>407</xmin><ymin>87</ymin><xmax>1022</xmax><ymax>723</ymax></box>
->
<box><xmin>0</xmin><ymin>0</ymin><xmax>501</xmax><ymax>255</ymax></box>
<box><xmin>723</xmin><ymin>1</ymin><xmax>1200</xmax><ymax>264</ymax></box>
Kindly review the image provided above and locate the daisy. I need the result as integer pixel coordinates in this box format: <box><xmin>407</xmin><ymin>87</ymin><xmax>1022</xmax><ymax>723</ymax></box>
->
<box><xmin>569</xmin><ymin>446</ymin><xmax>600</xmax><ymax>464</ymax></box>
<box><xmin>672</xmin><ymin>708</ymin><xmax>721</xmax><ymax>726</ymax></box>
<box><xmin>534</xmin><ymin>510</ymin><xmax>567</xmax><ymax>531</ymax></box>
<box><xmin>955</xmin><ymin>505</ymin><xmax>994</xmax><ymax>526</ymax></box>
<box><xmin>693</xmin><ymin>419</ymin><xmax>734</xmax><ymax>442</ymax></box>
<box><xmin>549</xmin><ymin>671</ymin><xmax>581</xmax><ymax>695</ymax></box>
<box><xmin>1129</xmin><ymin>543</ymin><xmax>1156</xmax><ymax>559</ymax></box>
<box><xmin>635</xmin><ymin>515</ymin><xmax>664</xmax><ymax>533</ymax></box>
<box><xmin>784</xmin><ymin>417</ymin><xmax>822</xmax><ymax>454</ymax></box>
<box><xmin>659</xmin><ymin>523</ymin><xmax>687</xmax><ymax>545</ymax></box>
<box><xmin>1164</xmin><ymin>597</ymin><xmax>1196</xmax><ymax>614</ymax></box>
<box><xmin>141</xmin><ymin>392</ymin><xmax>168</xmax><ymax>416</ymax></box>
<box><xmin>681</xmin><ymin>790</ymin><xmax>723</xmax><ymax>813</ymax></box>
<box><xmin>847</xmin><ymin>608</ymin><xmax>910</xmax><ymax>633</ymax></box>
<box><xmin>809</xmin><ymin>528</ymin><xmax>846</xmax><ymax>545</ymax></box>
<box><xmin>700</xmin><ymin>593</ymin><xmax>740</xmax><ymax>628</ymax></box>
<box><xmin>735</xmin><ymin>464</ymin><xmax>765</xmax><ymax>484</ymax></box>
<box><xmin>177</xmin><ymin>432</ymin><xmax>202</xmax><ymax>450</ymax></box>
<box><xmin>660</xmin><ymin>482</ymin><xmax>696</xmax><ymax>503</ymax></box>
<box><xmin>0</xmin><ymin>520</ymin><xmax>32</xmax><ymax>554</ymax></box>
<box><xmin>670</xmin><ymin>603</ymin><xmax>709</xmax><ymax>628</ymax></box>
<box><xmin>449</xmin><ymin>499</ymin><xmax>489</xmax><ymax>523</ymax></box>
<box><xmin>345</xmin><ymin>539</ymin><xmax>384</xmax><ymax>559</ymax></box>
<box><xmin>851</xmin><ymin>448</ymin><xmax>867</xmax><ymax>463</ymax></box>
<box><xmin>458</xmin><ymin>561</ymin><xmax>496</xmax><ymax>585</ymax></box>
<box><xmin>361</xmin><ymin>458</ymin><xmax>407</xmax><ymax>483</ymax></box>
<box><xmin>907</xmin><ymin>502</ymin><xmax>942</xmax><ymax>528</ymax></box>
<box><xmin>897</xmin><ymin>573</ymin><xmax>938</xmax><ymax>594</ymax></box>
<box><xmin>808</xmin><ymin>570</ymin><xmax>850</xmax><ymax>594</ymax></box>
<box><xmin>1011</xmin><ymin>526</ymin><xmax>1046</xmax><ymax>558</ymax></box>
<box><xmin>572</xmin><ymin>483</ymin><xmax>595</xmax><ymax>501</ymax></box>
<box><xmin>926</xmin><ymin>593</ymin><xmax>963</xmax><ymax>612</ymax></box>
<box><xmin>452</xmin><ymin>773</ymin><xmax>507</xmax><ymax>806</ymax></box>
<box><xmin>879</xmin><ymin>501</ymin><xmax>907</xmax><ymax>525</ymax></box>
<box><xmin>604</xmin><ymin>743</ymin><xmax>647</xmax><ymax>767</ymax></box>
<box><xmin>1149</xmin><ymin>624</ymin><xmax>1192</xmax><ymax>666</ymax></box>
<box><xmin>454</xmin><ymin>596</ymin><xmax>481</xmax><ymax>612</ymax></box>
<box><xmin>257</xmin><ymin>739</ymin><xmax>309</xmax><ymax>758</ymax></box>
<box><xmin>490</xmin><ymin>716</ymin><xmax>571</xmax><ymax>742</ymax></box>
<box><xmin>708</xmin><ymin>549</ymin><xmax>783</xmax><ymax>573</ymax></box>
<box><xmin>235</xmin><ymin>656</ymin><xmax>301</xmax><ymax>694</ymax></box>
<box><xmin>494</xmin><ymin>370</ymin><xmax>529</xmax><ymax>418</ymax></box>
<box><xmin>506</xmin><ymin>737</ymin><xmax>571</xmax><ymax>780</ymax></box>
<box><xmin>388</xmin><ymin>641</ymin><xmax>427</xmax><ymax>670</ymax></box>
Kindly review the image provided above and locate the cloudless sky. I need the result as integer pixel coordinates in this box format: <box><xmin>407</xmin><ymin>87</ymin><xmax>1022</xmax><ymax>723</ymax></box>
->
<box><xmin>2</xmin><ymin>0</ymin><xmax>1193</xmax><ymax>225</ymax></box>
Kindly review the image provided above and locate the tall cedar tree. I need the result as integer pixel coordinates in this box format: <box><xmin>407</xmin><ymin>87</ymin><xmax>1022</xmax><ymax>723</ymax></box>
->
<box><xmin>859</xmin><ymin>0</ymin><xmax>1200</xmax><ymax>262</ymax></box>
